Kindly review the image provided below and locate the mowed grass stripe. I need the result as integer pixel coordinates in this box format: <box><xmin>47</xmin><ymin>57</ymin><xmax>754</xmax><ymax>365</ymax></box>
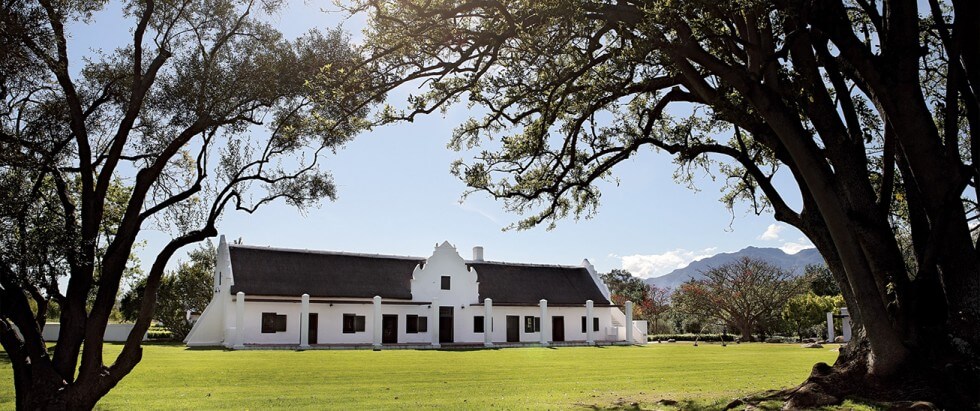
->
<box><xmin>0</xmin><ymin>343</ymin><xmax>839</xmax><ymax>409</ymax></box>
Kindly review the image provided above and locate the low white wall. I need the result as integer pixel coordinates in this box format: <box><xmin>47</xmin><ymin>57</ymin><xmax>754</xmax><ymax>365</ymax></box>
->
<box><xmin>41</xmin><ymin>323</ymin><xmax>147</xmax><ymax>342</ymax></box>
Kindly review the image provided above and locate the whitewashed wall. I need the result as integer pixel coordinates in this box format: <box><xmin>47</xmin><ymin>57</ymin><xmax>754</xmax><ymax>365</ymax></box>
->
<box><xmin>41</xmin><ymin>323</ymin><xmax>146</xmax><ymax>342</ymax></box>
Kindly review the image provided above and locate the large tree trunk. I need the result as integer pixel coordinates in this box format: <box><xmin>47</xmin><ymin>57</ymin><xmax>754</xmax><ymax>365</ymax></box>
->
<box><xmin>787</xmin><ymin>328</ymin><xmax>980</xmax><ymax>409</ymax></box>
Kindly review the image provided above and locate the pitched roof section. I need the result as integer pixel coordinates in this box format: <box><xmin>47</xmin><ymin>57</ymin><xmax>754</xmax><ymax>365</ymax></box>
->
<box><xmin>227</xmin><ymin>244</ymin><xmax>610</xmax><ymax>305</ymax></box>
<box><xmin>228</xmin><ymin>245</ymin><xmax>422</xmax><ymax>299</ymax></box>
<box><xmin>467</xmin><ymin>262</ymin><xmax>611</xmax><ymax>305</ymax></box>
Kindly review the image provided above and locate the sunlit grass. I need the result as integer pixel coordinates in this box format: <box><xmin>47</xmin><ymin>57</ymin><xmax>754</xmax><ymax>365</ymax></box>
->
<box><xmin>1</xmin><ymin>342</ymin><xmax>843</xmax><ymax>409</ymax></box>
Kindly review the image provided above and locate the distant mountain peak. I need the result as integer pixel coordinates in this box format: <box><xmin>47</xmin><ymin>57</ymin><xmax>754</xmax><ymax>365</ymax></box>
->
<box><xmin>644</xmin><ymin>246</ymin><xmax>823</xmax><ymax>290</ymax></box>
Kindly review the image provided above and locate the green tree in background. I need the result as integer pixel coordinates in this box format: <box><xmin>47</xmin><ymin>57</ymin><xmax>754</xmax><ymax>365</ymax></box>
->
<box><xmin>121</xmin><ymin>241</ymin><xmax>215</xmax><ymax>341</ymax></box>
<box><xmin>782</xmin><ymin>292</ymin><xmax>845</xmax><ymax>341</ymax></box>
<box><xmin>672</xmin><ymin>257</ymin><xmax>804</xmax><ymax>341</ymax></box>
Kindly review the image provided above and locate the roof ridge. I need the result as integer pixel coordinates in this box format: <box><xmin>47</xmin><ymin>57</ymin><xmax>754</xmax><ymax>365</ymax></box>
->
<box><xmin>229</xmin><ymin>244</ymin><xmax>425</xmax><ymax>261</ymax></box>
<box><xmin>466</xmin><ymin>260</ymin><xmax>583</xmax><ymax>270</ymax></box>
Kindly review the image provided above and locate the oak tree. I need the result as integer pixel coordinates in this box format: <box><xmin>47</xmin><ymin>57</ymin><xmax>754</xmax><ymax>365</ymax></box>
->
<box><xmin>339</xmin><ymin>0</ymin><xmax>980</xmax><ymax>407</ymax></box>
<box><xmin>0</xmin><ymin>0</ymin><xmax>374</xmax><ymax>408</ymax></box>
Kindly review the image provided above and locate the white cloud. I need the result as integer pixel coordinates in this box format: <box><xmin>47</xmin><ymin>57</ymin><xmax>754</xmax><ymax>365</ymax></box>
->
<box><xmin>780</xmin><ymin>237</ymin><xmax>815</xmax><ymax>254</ymax></box>
<box><xmin>619</xmin><ymin>248</ymin><xmax>716</xmax><ymax>279</ymax></box>
<box><xmin>758</xmin><ymin>223</ymin><xmax>784</xmax><ymax>241</ymax></box>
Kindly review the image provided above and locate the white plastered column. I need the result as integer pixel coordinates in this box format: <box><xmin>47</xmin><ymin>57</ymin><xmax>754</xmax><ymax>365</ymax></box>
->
<box><xmin>827</xmin><ymin>312</ymin><xmax>836</xmax><ymax>341</ymax></box>
<box><xmin>539</xmin><ymin>299</ymin><xmax>549</xmax><ymax>346</ymax></box>
<box><xmin>431</xmin><ymin>297</ymin><xmax>440</xmax><ymax>347</ymax></box>
<box><xmin>841</xmin><ymin>307</ymin><xmax>852</xmax><ymax>342</ymax></box>
<box><xmin>234</xmin><ymin>291</ymin><xmax>245</xmax><ymax>349</ymax></box>
<box><xmin>373</xmin><ymin>296</ymin><xmax>382</xmax><ymax>349</ymax></box>
<box><xmin>300</xmin><ymin>294</ymin><xmax>310</xmax><ymax>349</ymax></box>
<box><xmin>484</xmin><ymin>298</ymin><xmax>493</xmax><ymax>347</ymax></box>
<box><xmin>585</xmin><ymin>299</ymin><xmax>594</xmax><ymax>345</ymax></box>
<box><xmin>625</xmin><ymin>300</ymin><xmax>633</xmax><ymax>345</ymax></box>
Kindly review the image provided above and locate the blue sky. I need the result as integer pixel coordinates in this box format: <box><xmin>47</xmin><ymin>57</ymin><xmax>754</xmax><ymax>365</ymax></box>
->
<box><xmin>71</xmin><ymin>2</ymin><xmax>814</xmax><ymax>279</ymax></box>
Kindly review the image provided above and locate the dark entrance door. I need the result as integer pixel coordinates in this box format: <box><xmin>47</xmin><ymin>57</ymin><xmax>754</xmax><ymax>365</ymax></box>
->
<box><xmin>308</xmin><ymin>313</ymin><xmax>318</xmax><ymax>345</ymax></box>
<box><xmin>382</xmin><ymin>314</ymin><xmax>398</xmax><ymax>344</ymax></box>
<box><xmin>439</xmin><ymin>306</ymin><xmax>454</xmax><ymax>343</ymax></box>
<box><xmin>552</xmin><ymin>316</ymin><xmax>565</xmax><ymax>342</ymax></box>
<box><xmin>506</xmin><ymin>315</ymin><xmax>520</xmax><ymax>342</ymax></box>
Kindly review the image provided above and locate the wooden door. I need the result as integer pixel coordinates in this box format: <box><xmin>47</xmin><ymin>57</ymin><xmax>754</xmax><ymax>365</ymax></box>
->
<box><xmin>552</xmin><ymin>316</ymin><xmax>565</xmax><ymax>342</ymax></box>
<box><xmin>506</xmin><ymin>315</ymin><xmax>520</xmax><ymax>342</ymax></box>
<box><xmin>308</xmin><ymin>313</ymin><xmax>318</xmax><ymax>345</ymax></box>
<box><xmin>382</xmin><ymin>314</ymin><xmax>398</xmax><ymax>344</ymax></box>
<box><xmin>439</xmin><ymin>306</ymin><xmax>454</xmax><ymax>343</ymax></box>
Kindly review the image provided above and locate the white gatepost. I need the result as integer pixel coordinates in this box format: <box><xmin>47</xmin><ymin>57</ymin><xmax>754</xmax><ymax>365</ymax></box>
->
<box><xmin>431</xmin><ymin>297</ymin><xmax>440</xmax><ymax>347</ymax></box>
<box><xmin>539</xmin><ymin>299</ymin><xmax>549</xmax><ymax>346</ymax></box>
<box><xmin>625</xmin><ymin>300</ymin><xmax>634</xmax><ymax>345</ymax></box>
<box><xmin>300</xmin><ymin>294</ymin><xmax>310</xmax><ymax>349</ymax></box>
<box><xmin>234</xmin><ymin>291</ymin><xmax>245</xmax><ymax>349</ymax></box>
<box><xmin>841</xmin><ymin>307</ymin><xmax>852</xmax><ymax>342</ymax></box>
<box><xmin>826</xmin><ymin>312</ymin><xmax>835</xmax><ymax>341</ymax></box>
<box><xmin>484</xmin><ymin>298</ymin><xmax>493</xmax><ymax>347</ymax></box>
<box><xmin>373</xmin><ymin>296</ymin><xmax>382</xmax><ymax>349</ymax></box>
<box><xmin>585</xmin><ymin>299</ymin><xmax>594</xmax><ymax>345</ymax></box>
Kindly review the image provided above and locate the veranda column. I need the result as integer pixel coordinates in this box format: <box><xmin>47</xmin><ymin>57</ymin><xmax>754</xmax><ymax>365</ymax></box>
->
<box><xmin>300</xmin><ymin>294</ymin><xmax>310</xmax><ymax>349</ymax></box>
<box><xmin>373</xmin><ymin>296</ymin><xmax>382</xmax><ymax>349</ymax></box>
<box><xmin>539</xmin><ymin>299</ymin><xmax>549</xmax><ymax>346</ymax></box>
<box><xmin>585</xmin><ymin>299</ymin><xmax>594</xmax><ymax>345</ymax></box>
<box><xmin>826</xmin><ymin>312</ymin><xmax>835</xmax><ymax>341</ymax></box>
<box><xmin>625</xmin><ymin>300</ymin><xmax>633</xmax><ymax>345</ymax></box>
<box><xmin>431</xmin><ymin>297</ymin><xmax>440</xmax><ymax>348</ymax></box>
<box><xmin>234</xmin><ymin>291</ymin><xmax>245</xmax><ymax>349</ymax></box>
<box><xmin>484</xmin><ymin>298</ymin><xmax>493</xmax><ymax>347</ymax></box>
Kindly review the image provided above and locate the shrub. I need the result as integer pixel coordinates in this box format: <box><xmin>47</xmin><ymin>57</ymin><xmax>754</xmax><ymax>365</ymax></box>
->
<box><xmin>648</xmin><ymin>333</ymin><xmax>736</xmax><ymax>342</ymax></box>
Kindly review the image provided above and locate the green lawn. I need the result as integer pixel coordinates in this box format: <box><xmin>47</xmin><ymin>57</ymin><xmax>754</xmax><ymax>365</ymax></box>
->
<box><xmin>1</xmin><ymin>343</ymin><xmax>842</xmax><ymax>410</ymax></box>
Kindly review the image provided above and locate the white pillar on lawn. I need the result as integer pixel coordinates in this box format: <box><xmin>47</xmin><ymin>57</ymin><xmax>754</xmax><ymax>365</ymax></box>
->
<box><xmin>585</xmin><ymin>299</ymin><xmax>594</xmax><ymax>345</ymax></box>
<box><xmin>234</xmin><ymin>291</ymin><xmax>245</xmax><ymax>349</ymax></box>
<box><xmin>625</xmin><ymin>300</ymin><xmax>634</xmax><ymax>345</ymax></box>
<box><xmin>431</xmin><ymin>297</ymin><xmax>440</xmax><ymax>347</ymax></box>
<box><xmin>826</xmin><ymin>312</ymin><xmax>835</xmax><ymax>341</ymax></box>
<box><xmin>841</xmin><ymin>307</ymin><xmax>852</xmax><ymax>342</ymax></box>
<box><xmin>372</xmin><ymin>296</ymin><xmax>382</xmax><ymax>348</ymax></box>
<box><xmin>484</xmin><ymin>298</ymin><xmax>493</xmax><ymax>347</ymax></box>
<box><xmin>300</xmin><ymin>294</ymin><xmax>310</xmax><ymax>349</ymax></box>
<box><xmin>539</xmin><ymin>299</ymin><xmax>549</xmax><ymax>346</ymax></box>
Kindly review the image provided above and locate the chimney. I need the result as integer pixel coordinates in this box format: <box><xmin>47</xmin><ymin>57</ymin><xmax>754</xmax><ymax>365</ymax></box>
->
<box><xmin>472</xmin><ymin>246</ymin><xmax>484</xmax><ymax>261</ymax></box>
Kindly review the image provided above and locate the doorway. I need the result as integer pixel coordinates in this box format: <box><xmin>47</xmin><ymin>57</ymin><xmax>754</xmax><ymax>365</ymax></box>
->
<box><xmin>439</xmin><ymin>306</ymin><xmax>454</xmax><ymax>343</ymax></box>
<box><xmin>308</xmin><ymin>313</ymin><xmax>318</xmax><ymax>345</ymax></box>
<box><xmin>552</xmin><ymin>316</ymin><xmax>565</xmax><ymax>342</ymax></box>
<box><xmin>382</xmin><ymin>314</ymin><xmax>398</xmax><ymax>344</ymax></box>
<box><xmin>506</xmin><ymin>315</ymin><xmax>520</xmax><ymax>342</ymax></box>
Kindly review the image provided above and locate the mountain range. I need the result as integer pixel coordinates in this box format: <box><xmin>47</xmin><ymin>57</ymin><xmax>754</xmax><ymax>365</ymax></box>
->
<box><xmin>644</xmin><ymin>246</ymin><xmax>826</xmax><ymax>290</ymax></box>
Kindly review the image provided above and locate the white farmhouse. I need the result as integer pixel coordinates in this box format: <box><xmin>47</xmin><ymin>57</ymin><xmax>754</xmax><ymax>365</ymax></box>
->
<box><xmin>185</xmin><ymin>236</ymin><xmax>646</xmax><ymax>349</ymax></box>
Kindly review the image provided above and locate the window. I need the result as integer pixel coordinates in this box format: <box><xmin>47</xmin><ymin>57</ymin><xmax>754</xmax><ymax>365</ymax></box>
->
<box><xmin>441</xmin><ymin>276</ymin><xmax>451</xmax><ymax>290</ymax></box>
<box><xmin>524</xmin><ymin>316</ymin><xmax>540</xmax><ymax>333</ymax></box>
<box><xmin>407</xmin><ymin>315</ymin><xmax>428</xmax><ymax>333</ymax></box>
<box><xmin>474</xmin><ymin>316</ymin><xmax>484</xmax><ymax>333</ymax></box>
<box><xmin>343</xmin><ymin>314</ymin><xmax>366</xmax><ymax>333</ymax></box>
<box><xmin>261</xmin><ymin>312</ymin><xmax>287</xmax><ymax>333</ymax></box>
<box><xmin>580</xmin><ymin>316</ymin><xmax>600</xmax><ymax>332</ymax></box>
<box><xmin>407</xmin><ymin>315</ymin><xmax>419</xmax><ymax>333</ymax></box>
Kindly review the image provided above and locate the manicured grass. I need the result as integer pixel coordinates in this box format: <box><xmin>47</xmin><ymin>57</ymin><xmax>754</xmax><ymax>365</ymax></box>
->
<box><xmin>1</xmin><ymin>342</ymin><xmax>841</xmax><ymax>410</ymax></box>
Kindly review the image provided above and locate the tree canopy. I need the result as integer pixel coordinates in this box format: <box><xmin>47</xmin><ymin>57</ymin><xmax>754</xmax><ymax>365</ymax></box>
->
<box><xmin>0</xmin><ymin>1</ymin><xmax>375</xmax><ymax>408</ymax></box>
<box><xmin>672</xmin><ymin>257</ymin><xmax>804</xmax><ymax>340</ymax></box>
<box><xmin>338</xmin><ymin>0</ymin><xmax>980</xmax><ymax>407</ymax></box>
